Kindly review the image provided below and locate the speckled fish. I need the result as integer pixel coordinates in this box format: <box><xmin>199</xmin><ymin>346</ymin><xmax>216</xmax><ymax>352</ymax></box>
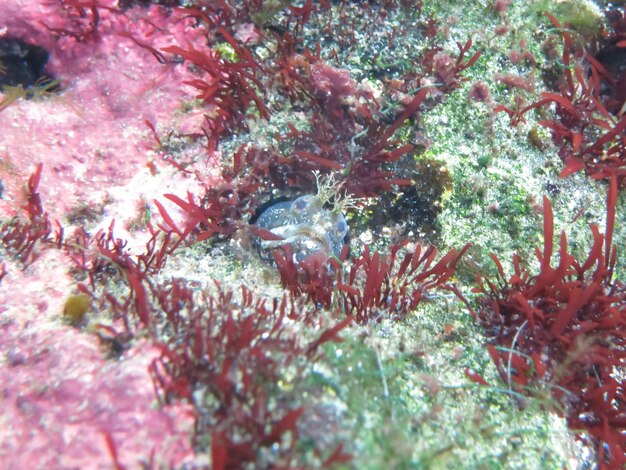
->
<box><xmin>252</xmin><ymin>194</ymin><xmax>349</xmax><ymax>264</ymax></box>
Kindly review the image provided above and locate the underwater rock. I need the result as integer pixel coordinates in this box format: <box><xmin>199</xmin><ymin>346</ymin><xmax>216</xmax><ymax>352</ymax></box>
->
<box><xmin>252</xmin><ymin>194</ymin><xmax>349</xmax><ymax>264</ymax></box>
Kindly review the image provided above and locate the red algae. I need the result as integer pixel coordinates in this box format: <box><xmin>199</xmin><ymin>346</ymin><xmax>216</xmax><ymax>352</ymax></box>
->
<box><xmin>466</xmin><ymin>177</ymin><xmax>626</xmax><ymax>468</ymax></box>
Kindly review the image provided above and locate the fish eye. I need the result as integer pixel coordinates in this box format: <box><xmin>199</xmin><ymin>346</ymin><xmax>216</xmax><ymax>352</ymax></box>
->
<box><xmin>290</xmin><ymin>196</ymin><xmax>312</xmax><ymax>216</ymax></box>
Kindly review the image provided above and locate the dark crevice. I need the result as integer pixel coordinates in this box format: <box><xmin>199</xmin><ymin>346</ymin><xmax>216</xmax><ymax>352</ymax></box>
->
<box><xmin>0</xmin><ymin>37</ymin><xmax>57</xmax><ymax>92</ymax></box>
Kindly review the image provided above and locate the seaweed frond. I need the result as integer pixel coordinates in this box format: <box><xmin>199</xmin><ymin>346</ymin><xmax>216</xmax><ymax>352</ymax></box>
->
<box><xmin>313</xmin><ymin>170</ymin><xmax>364</xmax><ymax>214</ymax></box>
<box><xmin>0</xmin><ymin>79</ymin><xmax>59</xmax><ymax>112</ymax></box>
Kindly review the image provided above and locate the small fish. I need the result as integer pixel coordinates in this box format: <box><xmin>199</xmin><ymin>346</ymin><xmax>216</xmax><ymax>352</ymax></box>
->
<box><xmin>253</xmin><ymin>194</ymin><xmax>349</xmax><ymax>264</ymax></box>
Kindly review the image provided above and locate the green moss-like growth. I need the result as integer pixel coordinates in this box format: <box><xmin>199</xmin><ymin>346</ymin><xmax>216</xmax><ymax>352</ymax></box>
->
<box><xmin>214</xmin><ymin>42</ymin><xmax>239</xmax><ymax>63</ymax></box>
<box><xmin>314</xmin><ymin>308</ymin><xmax>575</xmax><ymax>468</ymax></box>
<box><xmin>532</xmin><ymin>0</ymin><xmax>604</xmax><ymax>39</ymax></box>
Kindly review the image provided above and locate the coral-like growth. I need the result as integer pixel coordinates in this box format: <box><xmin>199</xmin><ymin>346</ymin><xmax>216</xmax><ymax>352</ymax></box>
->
<box><xmin>162</xmin><ymin>32</ymin><xmax>269</xmax><ymax>153</ymax></box>
<box><xmin>274</xmin><ymin>238</ymin><xmax>470</xmax><ymax>324</ymax></box>
<box><xmin>150</xmin><ymin>282</ymin><xmax>353</xmax><ymax>468</ymax></box>
<box><xmin>469</xmin><ymin>176</ymin><xmax>626</xmax><ymax>467</ymax></box>
<box><xmin>0</xmin><ymin>163</ymin><xmax>57</xmax><ymax>267</ymax></box>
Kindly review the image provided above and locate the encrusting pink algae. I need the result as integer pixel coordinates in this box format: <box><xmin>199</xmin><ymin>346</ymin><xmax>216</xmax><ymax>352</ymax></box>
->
<box><xmin>0</xmin><ymin>0</ymin><xmax>220</xmax><ymax>226</ymax></box>
<box><xmin>0</xmin><ymin>1</ymin><xmax>211</xmax><ymax>467</ymax></box>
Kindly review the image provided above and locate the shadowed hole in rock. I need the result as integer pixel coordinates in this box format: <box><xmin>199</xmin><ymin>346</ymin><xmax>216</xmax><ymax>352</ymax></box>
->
<box><xmin>0</xmin><ymin>37</ymin><xmax>58</xmax><ymax>93</ymax></box>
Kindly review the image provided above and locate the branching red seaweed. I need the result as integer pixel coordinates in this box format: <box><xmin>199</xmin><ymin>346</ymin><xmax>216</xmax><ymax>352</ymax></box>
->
<box><xmin>0</xmin><ymin>163</ymin><xmax>56</xmax><ymax>267</ymax></box>
<box><xmin>0</xmin><ymin>164</ymin><xmax>355</xmax><ymax>467</ymax></box>
<box><xmin>504</xmin><ymin>13</ymin><xmax>626</xmax><ymax>187</ymax></box>
<box><xmin>274</xmin><ymin>238</ymin><xmax>470</xmax><ymax>324</ymax></box>
<box><xmin>150</xmin><ymin>282</ymin><xmax>353</xmax><ymax>468</ymax></box>
<box><xmin>470</xmin><ymin>175</ymin><xmax>626</xmax><ymax>467</ymax></box>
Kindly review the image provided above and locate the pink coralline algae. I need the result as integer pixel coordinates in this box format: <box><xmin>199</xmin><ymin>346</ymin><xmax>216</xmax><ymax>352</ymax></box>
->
<box><xmin>0</xmin><ymin>0</ymin><xmax>219</xmax><ymax>225</ymax></box>
<box><xmin>0</xmin><ymin>1</ymin><xmax>211</xmax><ymax>467</ymax></box>
<box><xmin>310</xmin><ymin>62</ymin><xmax>358</xmax><ymax>112</ymax></box>
<box><xmin>0</xmin><ymin>254</ymin><xmax>195</xmax><ymax>468</ymax></box>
